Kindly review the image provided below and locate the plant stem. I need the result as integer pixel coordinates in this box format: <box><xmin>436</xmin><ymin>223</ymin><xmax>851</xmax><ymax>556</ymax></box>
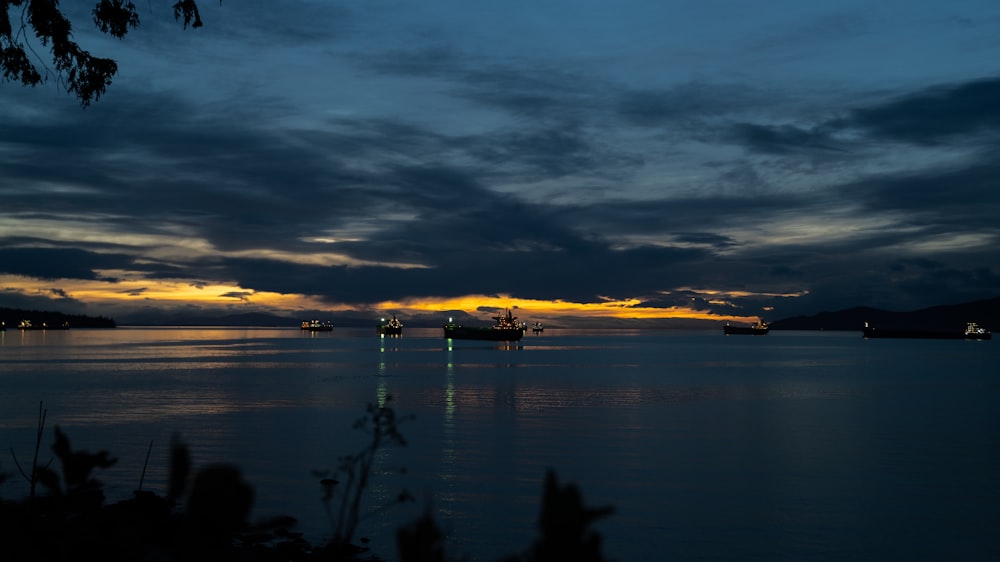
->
<box><xmin>30</xmin><ymin>401</ymin><xmax>47</xmax><ymax>498</ymax></box>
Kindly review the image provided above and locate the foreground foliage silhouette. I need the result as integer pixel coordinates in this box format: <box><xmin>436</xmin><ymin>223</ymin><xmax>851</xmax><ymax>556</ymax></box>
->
<box><xmin>2</xmin><ymin>0</ymin><xmax>208</xmax><ymax>105</ymax></box>
<box><xmin>1</xmin><ymin>401</ymin><xmax>616</xmax><ymax>561</ymax></box>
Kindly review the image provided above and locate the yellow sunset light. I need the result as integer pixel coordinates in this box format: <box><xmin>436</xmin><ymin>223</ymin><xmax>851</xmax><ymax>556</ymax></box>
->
<box><xmin>0</xmin><ymin>274</ymin><xmax>324</xmax><ymax>311</ymax></box>
<box><xmin>1</xmin><ymin>275</ymin><xmax>786</xmax><ymax>324</ymax></box>
<box><xmin>373</xmin><ymin>294</ymin><xmax>757</xmax><ymax>322</ymax></box>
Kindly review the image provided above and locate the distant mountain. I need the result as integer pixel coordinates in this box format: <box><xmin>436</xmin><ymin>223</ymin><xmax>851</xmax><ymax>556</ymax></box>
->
<box><xmin>0</xmin><ymin>307</ymin><xmax>117</xmax><ymax>328</ymax></box>
<box><xmin>769</xmin><ymin>296</ymin><xmax>1000</xmax><ymax>332</ymax></box>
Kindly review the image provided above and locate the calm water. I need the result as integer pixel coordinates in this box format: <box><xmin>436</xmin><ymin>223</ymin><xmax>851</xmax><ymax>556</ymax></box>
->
<box><xmin>1</xmin><ymin>327</ymin><xmax>998</xmax><ymax>561</ymax></box>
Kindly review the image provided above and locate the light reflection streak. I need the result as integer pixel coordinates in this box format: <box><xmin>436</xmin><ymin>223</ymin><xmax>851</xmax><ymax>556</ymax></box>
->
<box><xmin>42</xmin><ymin>389</ymin><xmax>296</xmax><ymax>426</ymax></box>
<box><xmin>440</xmin><ymin>351</ymin><xmax>457</xmax><ymax>487</ymax></box>
<box><xmin>417</xmin><ymin>379</ymin><xmax>860</xmax><ymax>417</ymax></box>
<box><xmin>433</xmin><ymin>345</ymin><xmax>464</xmax><ymax>513</ymax></box>
<box><xmin>377</xmin><ymin>381</ymin><xmax>388</xmax><ymax>408</ymax></box>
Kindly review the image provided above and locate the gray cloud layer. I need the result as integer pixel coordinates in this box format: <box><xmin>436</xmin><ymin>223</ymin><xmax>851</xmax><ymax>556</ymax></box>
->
<box><xmin>2</xmin><ymin>2</ymin><xmax>998</xmax><ymax>320</ymax></box>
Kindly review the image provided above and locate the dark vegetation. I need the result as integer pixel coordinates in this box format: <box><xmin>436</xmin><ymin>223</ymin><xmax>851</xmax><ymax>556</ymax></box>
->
<box><xmin>768</xmin><ymin>296</ymin><xmax>1000</xmax><ymax>331</ymax></box>
<box><xmin>2</xmin><ymin>0</ymin><xmax>207</xmax><ymax>105</ymax></box>
<box><xmin>1</xmin><ymin>401</ymin><xmax>615</xmax><ymax>562</ymax></box>
<box><xmin>0</xmin><ymin>307</ymin><xmax>117</xmax><ymax>328</ymax></box>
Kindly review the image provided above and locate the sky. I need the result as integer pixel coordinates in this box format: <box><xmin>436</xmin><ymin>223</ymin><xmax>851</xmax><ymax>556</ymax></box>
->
<box><xmin>2</xmin><ymin>0</ymin><xmax>999</xmax><ymax>326</ymax></box>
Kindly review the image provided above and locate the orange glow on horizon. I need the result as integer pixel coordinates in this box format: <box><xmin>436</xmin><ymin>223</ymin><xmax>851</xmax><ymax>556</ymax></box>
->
<box><xmin>2</xmin><ymin>275</ymin><xmax>776</xmax><ymax>324</ymax></box>
<box><xmin>0</xmin><ymin>273</ymin><xmax>332</xmax><ymax>311</ymax></box>
<box><xmin>374</xmin><ymin>294</ymin><xmax>760</xmax><ymax>322</ymax></box>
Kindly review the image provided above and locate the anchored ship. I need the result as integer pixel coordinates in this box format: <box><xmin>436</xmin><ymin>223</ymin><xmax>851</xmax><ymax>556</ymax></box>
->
<box><xmin>301</xmin><ymin>320</ymin><xmax>333</xmax><ymax>331</ymax></box>
<box><xmin>443</xmin><ymin>309</ymin><xmax>526</xmax><ymax>341</ymax></box>
<box><xmin>378</xmin><ymin>315</ymin><xmax>403</xmax><ymax>336</ymax></box>
<box><xmin>862</xmin><ymin>321</ymin><xmax>991</xmax><ymax>340</ymax></box>
<box><xmin>723</xmin><ymin>320</ymin><xmax>769</xmax><ymax>335</ymax></box>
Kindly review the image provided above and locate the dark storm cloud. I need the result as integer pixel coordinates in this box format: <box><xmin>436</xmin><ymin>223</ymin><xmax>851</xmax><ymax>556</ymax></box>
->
<box><xmin>783</xmin><ymin>258</ymin><xmax>1000</xmax><ymax>316</ymax></box>
<box><xmin>361</xmin><ymin>45</ymin><xmax>603</xmax><ymax>121</ymax></box>
<box><xmin>726</xmin><ymin>123</ymin><xmax>843</xmax><ymax>155</ymax></box>
<box><xmin>1</xmin><ymin>94</ymin><xmax>445</xmax><ymax>255</ymax></box>
<box><xmin>219</xmin><ymin>291</ymin><xmax>253</xmax><ymax>302</ymax></box>
<box><xmin>3</xmin><ymin>2</ymin><xmax>1000</xmax><ymax>324</ymax></box>
<box><xmin>713</xmin><ymin>76</ymin><xmax>1000</xmax><ymax>165</ymax></box>
<box><xmin>839</xmin><ymin>157</ymin><xmax>1000</xmax><ymax>227</ymax></box>
<box><xmin>670</xmin><ymin>232</ymin><xmax>738</xmax><ymax>249</ymax></box>
<box><xmin>0</xmin><ymin>248</ymin><xmax>128</xmax><ymax>281</ymax></box>
<box><xmin>3</xmin><ymin>72</ymin><xmax>995</xmax><ymax>318</ymax></box>
<box><xmin>557</xmin><ymin>190</ymin><xmax>813</xmax><ymax>236</ymax></box>
<box><xmin>459</xmin><ymin>123</ymin><xmax>639</xmax><ymax>179</ymax></box>
<box><xmin>842</xmin><ymin>77</ymin><xmax>1000</xmax><ymax>144</ymax></box>
<box><xmin>617</xmin><ymin>83</ymin><xmax>773</xmax><ymax>126</ymax></box>
<box><xmin>333</xmin><ymin>162</ymin><xmax>606</xmax><ymax>263</ymax></box>
<box><xmin>215</xmin><ymin>236</ymin><xmax>713</xmax><ymax>305</ymax></box>
<box><xmin>701</xmin><ymin>75</ymin><xmax>1000</xmax><ymax>293</ymax></box>
<box><xmin>1</xmin><ymin>82</ymin><xmax>638</xmax><ymax>295</ymax></box>
<box><xmin>0</xmin><ymin>288</ymin><xmax>87</xmax><ymax>313</ymax></box>
<box><xmin>203</xmin><ymin>167</ymin><xmax>841</xmax><ymax>307</ymax></box>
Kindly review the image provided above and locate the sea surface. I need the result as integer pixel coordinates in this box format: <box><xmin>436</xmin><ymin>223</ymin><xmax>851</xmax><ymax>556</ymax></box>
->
<box><xmin>1</xmin><ymin>326</ymin><xmax>998</xmax><ymax>561</ymax></box>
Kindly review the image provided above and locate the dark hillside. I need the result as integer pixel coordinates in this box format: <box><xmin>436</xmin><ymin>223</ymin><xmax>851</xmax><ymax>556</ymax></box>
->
<box><xmin>0</xmin><ymin>307</ymin><xmax>116</xmax><ymax>328</ymax></box>
<box><xmin>770</xmin><ymin>296</ymin><xmax>1000</xmax><ymax>332</ymax></box>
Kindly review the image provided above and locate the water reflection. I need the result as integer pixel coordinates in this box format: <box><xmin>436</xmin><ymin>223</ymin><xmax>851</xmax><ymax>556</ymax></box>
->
<box><xmin>443</xmin><ymin>339</ymin><xmax>524</xmax><ymax>352</ymax></box>
<box><xmin>3</xmin><ymin>328</ymin><xmax>998</xmax><ymax>562</ymax></box>
<box><xmin>439</xmin><ymin>359</ymin><xmax>458</xmax><ymax>486</ymax></box>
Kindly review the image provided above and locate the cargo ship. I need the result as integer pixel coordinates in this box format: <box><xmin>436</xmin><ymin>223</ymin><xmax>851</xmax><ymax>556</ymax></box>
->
<box><xmin>862</xmin><ymin>321</ymin><xmax>991</xmax><ymax>340</ymax></box>
<box><xmin>378</xmin><ymin>315</ymin><xmax>403</xmax><ymax>336</ymax></box>
<box><xmin>301</xmin><ymin>320</ymin><xmax>333</xmax><ymax>331</ymax></box>
<box><xmin>443</xmin><ymin>309</ymin><xmax>525</xmax><ymax>341</ymax></box>
<box><xmin>723</xmin><ymin>320</ymin><xmax>769</xmax><ymax>335</ymax></box>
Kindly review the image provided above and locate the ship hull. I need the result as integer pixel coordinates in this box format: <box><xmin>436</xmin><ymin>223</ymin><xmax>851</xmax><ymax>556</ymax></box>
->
<box><xmin>301</xmin><ymin>319</ymin><xmax>333</xmax><ymax>331</ymax></box>
<box><xmin>378</xmin><ymin>326</ymin><xmax>403</xmax><ymax>336</ymax></box>
<box><xmin>723</xmin><ymin>325</ymin><xmax>769</xmax><ymax>335</ymax></box>
<box><xmin>443</xmin><ymin>326</ymin><xmax>524</xmax><ymax>341</ymax></box>
<box><xmin>863</xmin><ymin>327</ymin><xmax>991</xmax><ymax>340</ymax></box>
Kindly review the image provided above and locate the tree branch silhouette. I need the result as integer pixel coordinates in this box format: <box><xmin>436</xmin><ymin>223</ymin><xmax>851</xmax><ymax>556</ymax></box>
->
<box><xmin>1</xmin><ymin>0</ymin><xmax>213</xmax><ymax>105</ymax></box>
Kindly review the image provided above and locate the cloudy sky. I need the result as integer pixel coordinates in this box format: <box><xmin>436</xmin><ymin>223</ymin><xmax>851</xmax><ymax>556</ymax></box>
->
<box><xmin>2</xmin><ymin>0</ymin><xmax>999</xmax><ymax>326</ymax></box>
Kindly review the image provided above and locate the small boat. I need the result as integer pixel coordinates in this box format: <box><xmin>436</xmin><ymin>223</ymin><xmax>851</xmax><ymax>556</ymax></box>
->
<box><xmin>532</xmin><ymin>322</ymin><xmax>544</xmax><ymax>334</ymax></box>
<box><xmin>301</xmin><ymin>320</ymin><xmax>333</xmax><ymax>331</ymax></box>
<box><xmin>723</xmin><ymin>320</ymin><xmax>769</xmax><ymax>335</ymax></box>
<box><xmin>443</xmin><ymin>309</ymin><xmax>526</xmax><ymax>341</ymax></box>
<box><xmin>862</xmin><ymin>321</ymin><xmax>991</xmax><ymax>340</ymax></box>
<box><xmin>378</xmin><ymin>315</ymin><xmax>403</xmax><ymax>336</ymax></box>
<box><xmin>18</xmin><ymin>320</ymin><xmax>70</xmax><ymax>330</ymax></box>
